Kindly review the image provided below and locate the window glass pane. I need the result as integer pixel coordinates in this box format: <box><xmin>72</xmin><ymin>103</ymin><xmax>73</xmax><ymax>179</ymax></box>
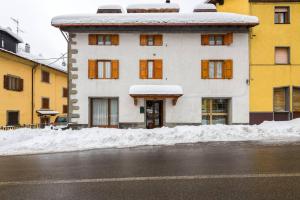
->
<box><xmin>274</xmin><ymin>88</ymin><xmax>287</xmax><ymax>112</ymax></box>
<box><xmin>148</xmin><ymin>36</ymin><xmax>154</xmax><ymax>46</ymax></box>
<box><xmin>105</xmin><ymin>61</ymin><xmax>111</xmax><ymax>78</ymax></box>
<box><xmin>110</xmin><ymin>99</ymin><xmax>118</xmax><ymax>126</ymax></box>
<box><xmin>98</xmin><ymin>35</ymin><xmax>104</xmax><ymax>45</ymax></box>
<box><xmin>202</xmin><ymin>99</ymin><xmax>210</xmax><ymax>113</ymax></box>
<box><xmin>216</xmin><ymin>62</ymin><xmax>223</xmax><ymax>79</ymax></box>
<box><xmin>212</xmin><ymin>99</ymin><xmax>228</xmax><ymax>113</ymax></box>
<box><xmin>212</xmin><ymin>116</ymin><xmax>227</xmax><ymax>125</ymax></box>
<box><xmin>202</xmin><ymin>115</ymin><xmax>209</xmax><ymax>125</ymax></box>
<box><xmin>98</xmin><ymin>62</ymin><xmax>104</xmax><ymax>78</ymax></box>
<box><xmin>216</xmin><ymin>36</ymin><xmax>223</xmax><ymax>45</ymax></box>
<box><xmin>105</xmin><ymin>35</ymin><xmax>111</xmax><ymax>45</ymax></box>
<box><xmin>275</xmin><ymin>47</ymin><xmax>289</xmax><ymax>64</ymax></box>
<box><xmin>148</xmin><ymin>61</ymin><xmax>154</xmax><ymax>79</ymax></box>
<box><xmin>209</xmin><ymin>62</ymin><xmax>215</xmax><ymax>78</ymax></box>
<box><xmin>209</xmin><ymin>36</ymin><xmax>215</xmax><ymax>45</ymax></box>
<box><xmin>92</xmin><ymin>99</ymin><xmax>108</xmax><ymax>126</ymax></box>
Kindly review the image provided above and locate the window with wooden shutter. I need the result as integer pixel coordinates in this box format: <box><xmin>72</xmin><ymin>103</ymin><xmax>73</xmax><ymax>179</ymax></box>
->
<box><xmin>89</xmin><ymin>34</ymin><xmax>119</xmax><ymax>45</ymax></box>
<box><xmin>293</xmin><ymin>87</ymin><xmax>300</xmax><ymax>112</ymax></box>
<box><xmin>140</xmin><ymin>60</ymin><xmax>148</xmax><ymax>79</ymax></box>
<box><xmin>63</xmin><ymin>88</ymin><xmax>68</xmax><ymax>98</ymax></box>
<box><xmin>201</xmin><ymin>35</ymin><xmax>210</xmax><ymax>45</ymax></box>
<box><xmin>3</xmin><ymin>75</ymin><xmax>24</xmax><ymax>91</ymax></box>
<box><xmin>140</xmin><ymin>35</ymin><xmax>163</xmax><ymax>46</ymax></box>
<box><xmin>154</xmin><ymin>60</ymin><xmax>163</xmax><ymax>79</ymax></box>
<box><xmin>140</xmin><ymin>35</ymin><xmax>148</xmax><ymax>46</ymax></box>
<box><xmin>274</xmin><ymin>87</ymin><xmax>289</xmax><ymax>112</ymax></box>
<box><xmin>19</xmin><ymin>79</ymin><xmax>23</xmax><ymax>91</ymax></box>
<box><xmin>111</xmin><ymin>60</ymin><xmax>119</xmax><ymax>79</ymax></box>
<box><xmin>89</xmin><ymin>34</ymin><xmax>98</xmax><ymax>45</ymax></box>
<box><xmin>111</xmin><ymin>35</ymin><xmax>119</xmax><ymax>45</ymax></box>
<box><xmin>42</xmin><ymin>98</ymin><xmax>50</xmax><ymax>109</ymax></box>
<box><xmin>201</xmin><ymin>60</ymin><xmax>209</xmax><ymax>79</ymax></box>
<box><xmin>41</xmin><ymin>70</ymin><xmax>50</xmax><ymax>83</ymax></box>
<box><xmin>63</xmin><ymin>105</ymin><xmax>68</xmax><ymax>114</ymax></box>
<box><xmin>154</xmin><ymin>35</ymin><xmax>163</xmax><ymax>46</ymax></box>
<box><xmin>275</xmin><ymin>7</ymin><xmax>290</xmax><ymax>24</ymax></box>
<box><xmin>88</xmin><ymin>60</ymin><xmax>97</xmax><ymax>79</ymax></box>
<box><xmin>224</xmin><ymin>33</ymin><xmax>233</xmax><ymax>45</ymax></box>
<box><xmin>4</xmin><ymin>75</ymin><xmax>9</xmax><ymax>89</ymax></box>
<box><xmin>223</xmin><ymin>60</ymin><xmax>233</xmax><ymax>79</ymax></box>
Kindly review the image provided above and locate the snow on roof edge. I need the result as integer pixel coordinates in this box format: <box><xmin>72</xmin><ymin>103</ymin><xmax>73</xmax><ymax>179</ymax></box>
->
<box><xmin>0</xmin><ymin>26</ymin><xmax>23</xmax><ymax>43</ymax></box>
<box><xmin>129</xmin><ymin>85</ymin><xmax>184</xmax><ymax>95</ymax></box>
<box><xmin>127</xmin><ymin>3</ymin><xmax>180</xmax><ymax>10</ymax></box>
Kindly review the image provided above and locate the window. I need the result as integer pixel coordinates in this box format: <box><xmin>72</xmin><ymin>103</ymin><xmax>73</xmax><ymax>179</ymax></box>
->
<box><xmin>293</xmin><ymin>87</ymin><xmax>300</xmax><ymax>112</ymax></box>
<box><xmin>274</xmin><ymin>87</ymin><xmax>289</xmax><ymax>112</ymax></box>
<box><xmin>91</xmin><ymin>98</ymin><xmax>118</xmax><ymax>127</ymax></box>
<box><xmin>88</xmin><ymin>60</ymin><xmax>119</xmax><ymax>79</ymax></box>
<box><xmin>41</xmin><ymin>70</ymin><xmax>50</xmax><ymax>83</ymax></box>
<box><xmin>140</xmin><ymin>35</ymin><xmax>163</xmax><ymax>46</ymax></box>
<box><xmin>202</xmin><ymin>99</ymin><xmax>229</xmax><ymax>125</ymax></box>
<box><xmin>201</xmin><ymin>60</ymin><xmax>233</xmax><ymax>79</ymax></box>
<box><xmin>201</xmin><ymin>33</ymin><xmax>233</xmax><ymax>46</ymax></box>
<box><xmin>7</xmin><ymin>111</ymin><xmax>19</xmax><ymax>126</ymax></box>
<box><xmin>63</xmin><ymin>105</ymin><xmax>68</xmax><ymax>114</ymax></box>
<box><xmin>275</xmin><ymin>47</ymin><xmax>290</xmax><ymax>64</ymax></box>
<box><xmin>140</xmin><ymin>60</ymin><xmax>163</xmax><ymax>79</ymax></box>
<box><xmin>41</xmin><ymin>98</ymin><xmax>50</xmax><ymax>109</ymax></box>
<box><xmin>1</xmin><ymin>39</ymin><xmax>4</xmax><ymax>48</ymax></box>
<box><xmin>63</xmin><ymin>88</ymin><xmax>68</xmax><ymax>98</ymax></box>
<box><xmin>3</xmin><ymin>75</ymin><xmax>23</xmax><ymax>91</ymax></box>
<box><xmin>275</xmin><ymin>7</ymin><xmax>289</xmax><ymax>24</ymax></box>
<box><xmin>88</xmin><ymin>34</ymin><xmax>119</xmax><ymax>46</ymax></box>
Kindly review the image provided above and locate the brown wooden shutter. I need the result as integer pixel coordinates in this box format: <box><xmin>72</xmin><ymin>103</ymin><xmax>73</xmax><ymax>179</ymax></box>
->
<box><xmin>111</xmin><ymin>35</ymin><xmax>119</xmax><ymax>45</ymax></box>
<box><xmin>111</xmin><ymin>60</ymin><xmax>119</xmax><ymax>79</ymax></box>
<box><xmin>223</xmin><ymin>60</ymin><xmax>233</xmax><ymax>79</ymax></box>
<box><xmin>140</xmin><ymin>60</ymin><xmax>148</xmax><ymax>79</ymax></box>
<box><xmin>154</xmin><ymin>35</ymin><xmax>163</xmax><ymax>46</ymax></box>
<box><xmin>42</xmin><ymin>98</ymin><xmax>50</xmax><ymax>109</ymax></box>
<box><xmin>274</xmin><ymin>88</ymin><xmax>286</xmax><ymax>112</ymax></box>
<box><xmin>201</xmin><ymin>35</ymin><xmax>209</xmax><ymax>45</ymax></box>
<box><xmin>201</xmin><ymin>60</ymin><xmax>209</xmax><ymax>79</ymax></box>
<box><xmin>154</xmin><ymin>60</ymin><xmax>163</xmax><ymax>79</ymax></box>
<box><xmin>224</xmin><ymin>33</ymin><xmax>233</xmax><ymax>45</ymax></box>
<box><xmin>4</xmin><ymin>75</ymin><xmax>9</xmax><ymax>89</ymax></box>
<box><xmin>293</xmin><ymin>88</ymin><xmax>300</xmax><ymax>112</ymax></box>
<box><xmin>140</xmin><ymin>35</ymin><xmax>148</xmax><ymax>46</ymax></box>
<box><xmin>19</xmin><ymin>78</ymin><xmax>24</xmax><ymax>91</ymax></box>
<box><xmin>88</xmin><ymin>34</ymin><xmax>98</xmax><ymax>45</ymax></box>
<box><xmin>88</xmin><ymin>60</ymin><xmax>98</xmax><ymax>79</ymax></box>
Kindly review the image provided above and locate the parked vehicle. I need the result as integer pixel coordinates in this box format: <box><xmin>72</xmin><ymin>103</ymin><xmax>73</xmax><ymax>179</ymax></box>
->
<box><xmin>50</xmin><ymin>115</ymin><xmax>69</xmax><ymax>130</ymax></box>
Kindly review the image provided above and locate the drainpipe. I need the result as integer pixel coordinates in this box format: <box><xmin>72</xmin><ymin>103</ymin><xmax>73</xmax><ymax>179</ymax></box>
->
<box><xmin>31</xmin><ymin>64</ymin><xmax>38</xmax><ymax>124</ymax></box>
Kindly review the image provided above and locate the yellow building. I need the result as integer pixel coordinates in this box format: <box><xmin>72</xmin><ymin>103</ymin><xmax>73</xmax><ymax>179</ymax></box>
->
<box><xmin>208</xmin><ymin>0</ymin><xmax>300</xmax><ymax>124</ymax></box>
<box><xmin>0</xmin><ymin>27</ymin><xmax>67</xmax><ymax>127</ymax></box>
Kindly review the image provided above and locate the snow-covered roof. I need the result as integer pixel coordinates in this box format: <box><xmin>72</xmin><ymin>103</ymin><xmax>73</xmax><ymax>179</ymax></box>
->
<box><xmin>194</xmin><ymin>3</ymin><xmax>217</xmax><ymax>11</ymax></box>
<box><xmin>127</xmin><ymin>3</ymin><xmax>180</xmax><ymax>10</ymax></box>
<box><xmin>97</xmin><ymin>5</ymin><xmax>124</xmax><ymax>13</ymax></box>
<box><xmin>0</xmin><ymin>26</ymin><xmax>23</xmax><ymax>43</ymax></box>
<box><xmin>129</xmin><ymin>85</ymin><xmax>183</xmax><ymax>95</ymax></box>
<box><xmin>36</xmin><ymin>110</ymin><xmax>59</xmax><ymax>116</ymax></box>
<box><xmin>52</xmin><ymin>12</ymin><xmax>259</xmax><ymax>27</ymax></box>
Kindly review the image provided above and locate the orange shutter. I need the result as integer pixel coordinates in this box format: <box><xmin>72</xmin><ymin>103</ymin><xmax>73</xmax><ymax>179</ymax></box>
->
<box><xmin>140</xmin><ymin>60</ymin><xmax>148</xmax><ymax>79</ymax></box>
<box><xmin>111</xmin><ymin>35</ymin><xmax>119</xmax><ymax>45</ymax></box>
<box><xmin>154</xmin><ymin>35</ymin><xmax>163</xmax><ymax>46</ymax></box>
<box><xmin>88</xmin><ymin>34</ymin><xmax>98</xmax><ymax>45</ymax></box>
<box><xmin>224</xmin><ymin>33</ymin><xmax>233</xmax><ymax>45</ymax></box>
<box><xmin>154</xmin><ymin>60</ymin><xmax>163</xmax><ymax>79</ymax></box>
<box><xmin>111</xmin><ymin>60</ymin><xmax>119</xmax><ymax>79</ymax></box>
<box><xmin>140</xmin><ymin>35</ymin><xmax>148</xmax><ymax>46</ymax></box>
<box><xmin>201</xmin><ymin>35</ymin><xmax>209</xmax><ymax>45</ymax></box>
<box><xmin>88</xmin><ymin>60</ymin><xmax>98</xmax><ymax>79</ymax></box>
<box><xmin>201</xmin><ymin>60</ymin><xmax>209</xmax><ymax>79</ymax></box>
<box><xmin>223</xmin><ymin>60</ymin><xmax>233</xmax><ymax>79</ymax></box>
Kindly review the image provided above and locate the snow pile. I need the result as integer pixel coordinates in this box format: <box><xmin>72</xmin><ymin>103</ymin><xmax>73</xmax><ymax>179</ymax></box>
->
<box><xmin>129</xmin><ymin>85</ymin><xmax>183</xmax><ymax>95</ymax></box>
<box><xmin>0</xmin><ymin>119</ymin><xmax>300</xmax><ymax>156</ymax></box>
<box><xmin>52</xmin><ymin>12</ymin><xmax>259</xmax><ymax>27</ymax></box>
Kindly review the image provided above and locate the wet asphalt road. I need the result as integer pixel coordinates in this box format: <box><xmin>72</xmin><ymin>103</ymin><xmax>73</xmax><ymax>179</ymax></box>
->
<box><xmin>0</xmin><ymin>142</ymin><xmax>300</xmax><ymax>200</ymax></box>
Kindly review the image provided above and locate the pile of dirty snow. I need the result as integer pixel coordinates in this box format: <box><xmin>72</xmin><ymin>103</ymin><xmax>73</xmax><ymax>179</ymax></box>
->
<box><xmin>0</xmin><ymin>119</ymin><xmax>300</xmax><ymax>156</ymax></box>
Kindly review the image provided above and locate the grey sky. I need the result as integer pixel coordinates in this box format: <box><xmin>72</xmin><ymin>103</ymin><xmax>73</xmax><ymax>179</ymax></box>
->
<box><xmin>0</xmin><ymin>0</ymin><xmax>204</xmax><ymax>61</ymax></box>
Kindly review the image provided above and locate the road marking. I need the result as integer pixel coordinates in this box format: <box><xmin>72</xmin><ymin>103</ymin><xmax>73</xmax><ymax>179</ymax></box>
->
<box><xmin>1</xmin><ymin>173</ymin><xmax>300</xmax><ymax>186</ymax></box>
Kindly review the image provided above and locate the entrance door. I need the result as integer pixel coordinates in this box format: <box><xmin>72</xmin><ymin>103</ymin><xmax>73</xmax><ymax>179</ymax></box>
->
<box><xmin>146</xmin><ymin>100</ymin><xmax>163</xmax><ymax>129</ymax></box>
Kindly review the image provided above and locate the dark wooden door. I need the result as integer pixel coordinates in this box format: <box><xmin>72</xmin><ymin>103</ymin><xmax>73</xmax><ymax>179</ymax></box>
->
<box><xmin>146</xmin><ymin>100</ymin><xmax>163</xmax><ymax>129</ymax></box>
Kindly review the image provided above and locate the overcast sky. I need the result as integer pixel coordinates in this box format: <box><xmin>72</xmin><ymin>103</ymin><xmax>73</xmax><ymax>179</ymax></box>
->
<box><xmin>0</xmin><ymin>0</ymin><xmax>204</xmax><ymax>61</ymax></box>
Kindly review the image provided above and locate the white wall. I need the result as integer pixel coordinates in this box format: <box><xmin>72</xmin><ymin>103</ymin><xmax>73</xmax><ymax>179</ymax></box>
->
<box><xmin>71</xmin><ymin>32</ymin><xmax>250</xmax><ymax>125</ymax></box>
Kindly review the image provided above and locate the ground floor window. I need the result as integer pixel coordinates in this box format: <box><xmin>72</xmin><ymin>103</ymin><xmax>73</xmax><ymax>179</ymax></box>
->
<box><xmin>91</xmin><ymin>98</ymin><xmax>118</xmax><ymax>127</ymax></box>
<box><xmin>202</xmin><ymin>99</ymin><xmax>229</xmax><ymax>125</ymax></box>
<box><xmin>274</xmin><ymin>87</ymin><xmax>289</xmax><ymax>112</ymax></box>
<box><xmin>7</xmin><ymin>111</ymin><xmax>19</xmax><ymax>126</ymax></box>
<box><xmin>293</xmin><ymin>87</ymin><xmax>300</xmax><ymax>112</ymax></box>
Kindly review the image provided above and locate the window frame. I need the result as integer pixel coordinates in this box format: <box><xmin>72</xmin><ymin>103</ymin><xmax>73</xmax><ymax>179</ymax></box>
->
<box><xmin>274</xmin><ymin>6</ymin><xmax>290</xmax><ymax>24</ymax></box>
<box><xmin>147</xmin><ymin>60</ymin><xmax>155</xmax><ymax>79</ymax></box>
<box><xmin>208</xmin><ymin>60</ymin><xmax>225</xmax><ymax>79</ymax></box>
<box><xmin>63</xmin><ymin>88</ymin><xmax>68</xmax><ymax>98</ymax></box>
<box><xmin>208</xmin><ymin>35</ymin><xmax>225</xmax><ymax>46</ymax></box>
<box><xmin>292</xmin><ymin>86</ymin><xmax>300</xmax><ymax>112</ymax></box>
<box><xmin>202</xmin><ymin>98</ymin><xmax>229</xmax><ymax>125</ymax></box>
<box><xmin>97</xmin><ymin>60</ymin><xmax>113</xmax><ymax>79</ymax></box>
<box><xmin>98</xmin><ymin>34</ymin><xmax>112</xmax><ymax>46</ymax></box>
<box><xmin>41</xmin><ymin>70</ymin><xmax>50</xmax><ymax>83</ymax></box>
<box><xmin>273</xmin><ymin>87</ymin><xmax>290</xmax><ymax>112</ymax></box>
<box><xmin>6</xmin><ymin>110</ymin><xmax>20</xmax><ymax>126</ymax></box>
<box><xmin>41</xmin><ymin>97</ymin><xmax>50</xmax><ymax>109</ymax></box>
<box><xmin>275</xmin><ymin>47</ymin><xmax>290</xmax><ymax>65</ymax></box>
<box><xmin>3</xmin><ymin>75</ymin><xmax>23</xmax><ymax>92</ymax></box>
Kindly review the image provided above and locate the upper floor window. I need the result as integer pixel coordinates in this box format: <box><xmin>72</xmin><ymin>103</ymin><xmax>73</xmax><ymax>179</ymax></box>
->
<box><xmin>41</xmin><ymin>70</ymin><xmax>50</xmax><ymax>83</ymax></box>
<box><xmin>41</xmin><ymin>97</ymin><xmax>50</xmax><ymax>109</ymax></box>
<box><xmin>88</xmin><ymin>34</ymin><xmax>119</xmax><ymax>46</ymax></box>
<box><xmin>140</xmin><ymin>35</ymin><xmax>163</xmax><ymax>46</ymax></box>
<box><xmin>63</xmin><ymin>105</ymin><xmax>68</xmax><ymax>114</ymax></box>
<box><xmin>201</xmin><ymin>60</ymin><xmax>233</xmax><ymax>79</ymax></box>
<box><xmin>63</xmin><ymin>88</ymin><xmax>68</xmax><ymax>98</ymax></box>
<box><xmin>275</xmin><ymin>7</ymin><xmax>290</xmax><ymax>24</ymax></box>
<box><xmin>140</xmin><ymin>60</ymin><xmax>163</xmax><ymax>79</ymax></box>
<box><xmin>88</xmin><ymin>60</ymin><xmax>119</xmax><ymax>79</ymax></box>
<box><xmin>3</xmin><ymin>75</ymin><xmax>23</xmax><ymax>92</ymax></box>
<box><xmin>275</xmin><ymin>47</ymin><xmax>290</xmax><ymax>65</ymax></box>
<box><xmin>202</xmin><ymin>33</ymin><xmax>233</xmax><ymax>46</ymax></box>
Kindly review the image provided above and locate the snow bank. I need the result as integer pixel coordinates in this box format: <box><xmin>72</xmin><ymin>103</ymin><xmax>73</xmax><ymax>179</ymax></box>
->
<box><xmin>0</xmin><ymin>119</ymin><xmax>300</xmax><ymax>156</ymax></box>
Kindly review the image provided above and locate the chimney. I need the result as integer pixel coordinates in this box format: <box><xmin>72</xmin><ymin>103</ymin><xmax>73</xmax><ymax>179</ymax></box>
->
<box><xmin>166</xmin><ymin>0</ymin><xmax>170</xmax><ymax>3</ymax></box>
<box><xmin>25</xmin><ymin>43</ymin><xmax>30</xmax><ymax>53</ymax></box>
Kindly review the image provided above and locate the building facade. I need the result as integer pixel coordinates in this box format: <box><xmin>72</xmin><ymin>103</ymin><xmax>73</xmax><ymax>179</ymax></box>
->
<box><xmin>208</xmin><ymin>0</ymin><xmax>300</xmax><ymax>124</ymax></box>
<box><xmin>52</xmin><ymin>3</ymin><xmax>258</xmax><ymax>128</ymax></box>
<box><xmin>0</xmin><ymin>27</ymin><xmax>68</xmax><ymax>127</ymax></box>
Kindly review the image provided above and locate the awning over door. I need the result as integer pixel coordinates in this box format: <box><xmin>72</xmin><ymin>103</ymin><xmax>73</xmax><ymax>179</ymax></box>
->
<box><xmin>129</xmin><ymin>85</ymin><xmax>183</xmax><ymax>105</ymax></box>
<box><xmin>36</xmin><ymin>110</ymin><xmax>59</xmax><ymax>116</ymax></box>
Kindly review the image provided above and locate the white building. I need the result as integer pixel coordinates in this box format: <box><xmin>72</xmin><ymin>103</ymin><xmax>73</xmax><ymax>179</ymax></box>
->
<box><xmin>52</xmin><ymin>2</ymin><xmax>259</xmax><ymax>129</ymax></box>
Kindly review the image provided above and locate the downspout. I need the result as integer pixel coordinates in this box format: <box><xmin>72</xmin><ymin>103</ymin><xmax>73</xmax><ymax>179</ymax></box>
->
<box><xmin>31</xmin><ymin>64</ymin><xmax>38</xmax><ymax>124</ymax></box>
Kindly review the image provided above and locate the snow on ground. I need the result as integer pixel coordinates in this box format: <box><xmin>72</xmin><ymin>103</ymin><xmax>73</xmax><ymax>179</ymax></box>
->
<box><xmin>0</xmin><ymin>119</ymin><xmax>300</xmax><ymax>156</ymax></box>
